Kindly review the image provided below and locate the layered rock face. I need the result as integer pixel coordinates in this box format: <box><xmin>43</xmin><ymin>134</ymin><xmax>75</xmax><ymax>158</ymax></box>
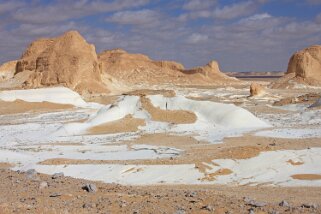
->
<box><xmin>272</xmin><ymin>45</ymin><xmax>321</xmax><ymax>88</ymax></box>
<box><xmin>15</xmin><ymin>31</ymin><xmax>107</xmax><ymax>94</ymax></box>
<box><xmin>98</xmin><ymin>49</ymin><xmax>236</xmax><ymax>85</ymax></box>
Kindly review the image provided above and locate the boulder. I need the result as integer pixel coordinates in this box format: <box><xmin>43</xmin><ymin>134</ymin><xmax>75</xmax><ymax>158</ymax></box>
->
<box><xmin>250</xmin><ymin>83</ymin><xmax>265</xmax><ymax>96</ymax></box>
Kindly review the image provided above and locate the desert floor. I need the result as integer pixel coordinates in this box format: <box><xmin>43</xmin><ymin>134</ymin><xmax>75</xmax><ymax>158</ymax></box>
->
<box><xmin>0</xmin><ymin>78</ymin><xmax>321</xmax><ymax>213</ymax></box>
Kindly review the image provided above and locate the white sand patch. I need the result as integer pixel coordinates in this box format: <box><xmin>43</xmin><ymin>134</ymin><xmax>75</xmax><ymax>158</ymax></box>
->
<box><xmin>271</xmin><ymin>103</ymin><xmax>310</xmax><ymax>112</ymax></box>
<box><xmin>34</xmin><ymin>164</ymin><xmax>202</xmax><ymax>185</ymax></box>
<box><xmin>0</xmin><ymin>87</ymin><xmax>92</xmax><ymax>108</ymax></box>
<box><xmin>31</xmin><ymin>148</ymin><xmax>321</xmax><ymax>186</ymax></box>
<box><xmin>212</xmin><ymin>148</ymin><xmax>321</xmax><ymax>186</ymax></box>
<box><xmin>255</xmin><ymin>128</ymin><xmax>321</xmax><ymax>139</ymax></box>
<box><xmin>0</xmin><ymin>143</ymin><xmax>181</xmax><ymax>171</ymax></box>
<box><xmin>258</xmin><ymin>108</ymin><xmax>321</xmax><ymax>127</ymax></box>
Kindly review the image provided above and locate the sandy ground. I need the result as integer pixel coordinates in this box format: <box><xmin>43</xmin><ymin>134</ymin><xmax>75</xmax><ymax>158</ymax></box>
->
<box><xmin>0</xmin><ymin>169</ymin><xmax>320</xmax><ymax>214</ymax></box>
<box><xmin>39</xmin><ymin>133</ymin><xmax>321</xmax><ymax>167</ymax></box>
<box><xmin>87</xmin><ymin>115</ymin><xmax>145</xmax><ymax>135</ymax></box>
<box><xmin>0</xmin><ymin>100</ymin><xmax>73</xmax><ymax>115</ymax></box>
<box><xmin>141</xmin><ymin>96</ymin><xmax>197</xmax><ymax>124</ymax></box>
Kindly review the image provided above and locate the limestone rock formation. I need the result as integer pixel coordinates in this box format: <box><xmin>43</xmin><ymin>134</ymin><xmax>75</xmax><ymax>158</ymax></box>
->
<box><xmin>272</xmin><ymin>45</ymin><xmax>321</xmax><ymax>88</ymax></box>
<box><xmin>0</xmin><ymin>60</ymin><xmax>17</xmax><ymax>81</ymax></box>
<box><xmin>249</xmin><ymin>83</ymin><xmax>265</xmax><ymax>97</ymax></box>
<box><xmin>14</xmin><ymin>31</ymin><xmax>107</xmax><ymax>94</ymax></box>
<box><xmin>183</xmin><ymin>60</ymin><xmax>234</xmax><ymax>83</ymax></box>
<box><xmin>2</xmin><ymin>30</ymin><xmax>236</xmax><ymax>93</ymax></box>
<box><xmin>98</xmin><ymin>49</ymin><xmax>236</xmax><ymax>85</ymax></box>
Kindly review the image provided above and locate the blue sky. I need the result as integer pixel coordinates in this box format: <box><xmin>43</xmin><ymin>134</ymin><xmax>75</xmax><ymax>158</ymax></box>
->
<box><xmin>0</xmin><ymin>0</ymin><xmax>321</xmax><ymax>72</ymax></box>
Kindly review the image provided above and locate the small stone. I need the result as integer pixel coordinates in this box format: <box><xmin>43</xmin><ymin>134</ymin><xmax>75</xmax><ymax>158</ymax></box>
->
<box><xmin>302</xmin><ymin>203</ymin><xmax>318</xmax><ymax>209</ymax></box>
<box><xmin>249</xmin><ymin>208</ymin><xmax>255</xmax><ymax>214</ymax></box>
<box><xmin>244</xmin><ymin>197</ymin><xmax>252</xmax><ymax>203</ymax></box>
<box><xmin>52</xmin><ymin>172</ymin><xmax>64</xmax><ymax>179</ymax></box>
<box><xmin>83</xmin><ymin>203</ymin><xmax>95</xmax><ymax>209</ymax></box>
<box><xmin>25</xmin><ymin>169</ymin><xmax>37</xmax><ymax>179</ymax></box>
<box><xmin>25</xmin><ymin>169</ymin><xmax>39</xmax><ymax>180</ymax></box>
<box><xmin>279</xmin><ymin>200</ymin><xmax>289</xmax><ymax>207</ymax></box>
<box><xmin>185</xmin><ymin>191</ymin><xmax>197</xmax><ymax>197</ymax></box>
<box><xmin>49</xmin><ymin>193</ymin><xmax>62</xmax><ymax>197</ymax></box>
<box><xmin>201</xmin><ymin>205</ymin><xmax>214</xmax><ymax>211</ymax></box>
<box><xmin>39</xmin><ymin>181</ymin><xmax>48</xmax><ymax>189</ymax></box>
<box><xmin>244</xmin><ymin>197</ymin><xmax>267</xmax><ymax>207</ymax></box>
<box><xmin>82</xmin><ymin>183</ymin><xmax>97</xmax><ymax>193</ymax></box>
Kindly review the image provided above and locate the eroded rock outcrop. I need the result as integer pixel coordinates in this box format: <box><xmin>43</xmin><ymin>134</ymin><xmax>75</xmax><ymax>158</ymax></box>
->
<box><xmin>15</xmin><ymin>31</ymin><xmax>107</xmax><ymax>94</ymax></box>
<box><xmin>272</xmin><ymin>45</ymin><xmax>321</xmax><ymax>88</ymax></box>
<box><xmin>98</xmin><ymin>49</ymin><xmax>236</xmax><ymax>85</ymax></box>
<box><xmin>2</xmin><ymin>31</ymin><xmax>237</xmax><ymax>93</ymax></box>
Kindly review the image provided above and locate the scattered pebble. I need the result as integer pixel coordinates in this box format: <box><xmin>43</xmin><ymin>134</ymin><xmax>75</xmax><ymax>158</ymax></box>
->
<box><xmin>25</xmin><ymin>169</ymin><xmax>37</xmax><ymax>179</ymax></box>
<box><xmin>201</xmin><ymin>205</ymin><xmax>214</xmax><ymax>211</ymax></box>
<box><xmin>302</xmin><ymin>203</ymin><xmax>318</xmax><ymax>209</ymax></box>
<box><xmin>185</xmin><ymin>191</ymin><xmax>197</xmax><ymax>197</ymax></box>
<box><xmin>49</xmin><ymin>193</ymin><xmax>62</xmax><ymax>197</ymax></box>
<box><xmin>82</xmin><ymin>183</ymin><xmax>97</xmax><ymax>193</ymax></box>
<box><xmin>83</xmin><ymin>203</ymin><xmax>96</xmax><ymax>209</ymax></box>
<box><xmin>279</xmin><ymin>200</ymin><xmax>289</xmax><ymax>207</ymax></box>
<box><xmin>25</xmin><ymin>169</ymin><xmax>36</xmax><ymax>175</ymax></box>
<box><xmin>244</xmin><ymin>197</ymin><xmax>267</xmax><ymax>207</ymax></box>
<box><xmin>52</xmin><ymin>172</ymin><xmax>64</xmax><ymax>179</ymax></box>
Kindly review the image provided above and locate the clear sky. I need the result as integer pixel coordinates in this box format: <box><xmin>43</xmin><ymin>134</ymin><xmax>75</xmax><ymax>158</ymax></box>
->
<box><xmin>0</xmin><ymin>0</ymin><xmax>321</xmax><ymax>72</ymax></box>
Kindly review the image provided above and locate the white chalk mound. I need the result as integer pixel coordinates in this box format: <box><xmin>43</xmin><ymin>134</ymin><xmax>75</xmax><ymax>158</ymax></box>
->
<box><xmin>57</xmin><ymin>96</ymin><xmax>149</xmax><ymax>135</ymax></box>
<box><xmin>148</xmin><ymin>95</ymin><xmax>270</xmax><ymax>129</ymax></box>
<box><xmin>56</xmin><ymin>94</ymin><xmax>270</xmax><ymax>141</ymax></box>
<box><xmin>0</xmin><ymin>87</ymin><xmax>88</xmax><ymax>107</ymax></box>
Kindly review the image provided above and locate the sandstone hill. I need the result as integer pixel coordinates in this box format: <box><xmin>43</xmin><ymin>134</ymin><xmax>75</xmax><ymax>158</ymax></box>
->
<box><xmin>12</xmin><ymin>31</ymin><xmax>108</xmax><ymax>94</ymax></box>
<box><xmin>272</xmin><ymin>45</ymin><xmax>321</xmax><ymax>88</ymax></box>
<box><xmin>98</xmin><ymin>49</ymin><xmax>236</xmax><ymax>86</ymax></box>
